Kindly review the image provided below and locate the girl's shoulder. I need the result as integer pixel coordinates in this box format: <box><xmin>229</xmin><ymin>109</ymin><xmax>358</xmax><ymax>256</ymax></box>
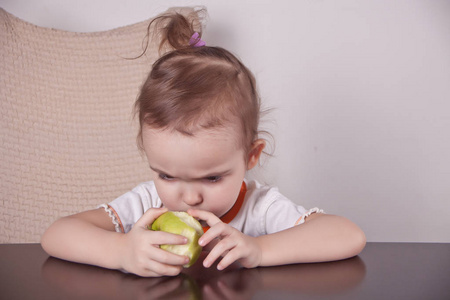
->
<box><xmin>244</xmin><ymin>179</ymin><xmax>284</xmax><ymax>202</ymax></box>
<box><xmin>244</xmin><ymin>178</ymin><xmax>311</xmax><ymax>217</ymax></box>
<box><xmin>110</xmin><ymin>181</ymin><xmax>161</xmax><ymax>209</ymax></box>
<box><xmin>131</xmin><ymin>180</ymin><xmax>158</xmax><ymax>195</ymax></box>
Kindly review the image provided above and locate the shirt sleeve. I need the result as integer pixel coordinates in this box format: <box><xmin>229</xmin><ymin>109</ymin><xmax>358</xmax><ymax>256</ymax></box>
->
<box><xmin>99</xmin><ymin>182</ymin><xmax>162</xmax><ymax>233</ymax></box>
<box><xmin>235</xmin><ymin>180</ymin><xmax>324</xmax><ymax>236</ymax></box>
<box><xmin>263</xmin><ymin>189</ymin><xmax>324</xmax><ymax>235</ymax></box>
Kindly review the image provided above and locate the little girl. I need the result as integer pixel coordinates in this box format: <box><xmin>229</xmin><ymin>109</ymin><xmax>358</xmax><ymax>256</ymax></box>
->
<box><xmin>42</xmin><ymin>9</ymin><xmax>366</xmax><ymax>277</ymax></box>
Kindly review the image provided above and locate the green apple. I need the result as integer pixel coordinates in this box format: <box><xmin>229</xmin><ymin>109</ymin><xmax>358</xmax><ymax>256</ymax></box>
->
<box><xmin>150</xmin><ymin>211</ymin><xmax>204</xmax><ymax>268</ymax></box>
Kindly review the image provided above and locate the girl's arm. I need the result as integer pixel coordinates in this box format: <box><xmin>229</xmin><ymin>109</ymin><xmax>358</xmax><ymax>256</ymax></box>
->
<box><xmin>41</xmin><ymin>209</ymin><xmax>123</xmax><ymax>269</ymax></box>
<box><xmin>256</xmin><ymin>213</ymin><xmax>366</xmax><ymax>266</ymax></box>
<box><xmin>41</xmin><ymin>208</ymin><xmax>189</xmax><ymax>277</ymax></box>
<box><xmin>188</xmin><ymin>209</ymin><xmax>366</xmax><ymax>269</ymax></box>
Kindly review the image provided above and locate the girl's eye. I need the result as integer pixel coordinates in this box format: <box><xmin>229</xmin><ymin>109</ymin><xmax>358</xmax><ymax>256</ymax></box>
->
<box><xmin>159</xmin><ymin>174</ymin><xmax>175</xmax><ymax>181</ymax></box>
<box><xmin>205</xmin><ymin>176</ymin><xmax>222</xmax><ymax>183</ymax></box>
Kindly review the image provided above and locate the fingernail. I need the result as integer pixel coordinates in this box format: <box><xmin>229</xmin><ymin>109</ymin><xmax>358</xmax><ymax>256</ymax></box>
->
<box><xmin>203</xmin><ymin>260</ymin><xmax>210</xmax><ymax>268</ymax></box>
<box><xmin>198</xmin><ymin>239</ymin><xmax>205</xmax><ymax>246</ymax></box>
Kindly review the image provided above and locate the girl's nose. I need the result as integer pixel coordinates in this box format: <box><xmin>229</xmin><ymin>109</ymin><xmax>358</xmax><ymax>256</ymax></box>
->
<box><xmin>181</xmin><ymin>186</ymin><xmax>203</xmax><ymax>206</ymax></box>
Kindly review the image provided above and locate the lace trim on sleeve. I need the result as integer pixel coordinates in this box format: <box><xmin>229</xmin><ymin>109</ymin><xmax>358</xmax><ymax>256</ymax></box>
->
<box><xmin>295</xmin><ymin>207</ymin><xmax>325</xmax><ymax>226</ymax></box>
<box><xmin>98</xmin><ymin>204</ymin><xmax>123</xmax><ymax>233</ymax></box>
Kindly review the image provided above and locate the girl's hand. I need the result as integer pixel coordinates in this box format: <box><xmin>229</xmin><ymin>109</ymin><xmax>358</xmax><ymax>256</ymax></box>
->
<box><xmin>118</xmin><ymin>208</ymin><xmax>190</xmax><ymax>277</ymax></box>
<box><xmin>187</xmin><ymin>209</ymin><xmax>262</xmax><ymax>270</ymax></box>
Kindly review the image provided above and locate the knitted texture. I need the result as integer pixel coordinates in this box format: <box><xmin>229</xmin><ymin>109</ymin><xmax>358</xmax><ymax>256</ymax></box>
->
<box><xmin>0</xmin><ymin>8</ymin><xmax>196</xmax><ymax>242</ymax></box>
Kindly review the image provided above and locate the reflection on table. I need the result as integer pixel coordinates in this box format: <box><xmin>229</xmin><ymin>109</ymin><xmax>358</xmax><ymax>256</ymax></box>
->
<box><xmin>42</xmin><ymin>251</ymin><xmax>366</xmax><ymax>299</ymax></box>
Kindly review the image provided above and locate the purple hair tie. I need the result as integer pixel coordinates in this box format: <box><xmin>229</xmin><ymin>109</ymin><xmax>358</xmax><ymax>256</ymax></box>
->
<box><xmin>189</xmin><ymin>32</ymin><xmax>206</xmax><ymax>47</ymax></box>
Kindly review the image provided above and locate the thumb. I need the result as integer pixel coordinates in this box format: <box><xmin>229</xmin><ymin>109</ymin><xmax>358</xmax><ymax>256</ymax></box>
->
<box><xmin>135</xmin><ymin>207</ymin><xmax>168</xmax><ymax>229</ymax></box>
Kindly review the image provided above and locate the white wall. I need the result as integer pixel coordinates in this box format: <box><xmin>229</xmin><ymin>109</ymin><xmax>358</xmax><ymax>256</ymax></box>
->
<box><xmin>2</xmin><ymin>0</ymin><xmax>449</xmax><ymax>243</ymax></box>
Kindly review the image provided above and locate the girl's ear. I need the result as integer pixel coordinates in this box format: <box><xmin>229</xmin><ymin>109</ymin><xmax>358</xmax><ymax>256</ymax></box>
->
<box><xmin>247</xmin><ymin>139</ymin><xmax>266</xmax><ymax>170</ymax></box>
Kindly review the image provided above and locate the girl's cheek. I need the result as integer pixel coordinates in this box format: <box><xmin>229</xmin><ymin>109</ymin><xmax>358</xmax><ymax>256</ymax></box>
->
<box><xmin>157</xmin><ymin>188</ymin><xmax>175</xmax><ymax>208</ymax></box>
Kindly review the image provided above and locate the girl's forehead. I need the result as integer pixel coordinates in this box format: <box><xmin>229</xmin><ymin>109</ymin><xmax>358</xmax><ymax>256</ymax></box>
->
<box><xmin>142</xmin><ymin>124</ymin><xmax>241</xmax><ymax>146</ymax></box>
<box><xmin>142</xmin><ymin>125</ymin><xmax>246</xmax><ymax>175</ymax></box>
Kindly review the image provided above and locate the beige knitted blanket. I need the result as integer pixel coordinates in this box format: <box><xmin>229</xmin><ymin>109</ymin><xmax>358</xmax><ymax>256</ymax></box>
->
<box><xmin>0</xmin><ymin>8</ymin><xmax>195</xmax><ymax>242</ymax></box>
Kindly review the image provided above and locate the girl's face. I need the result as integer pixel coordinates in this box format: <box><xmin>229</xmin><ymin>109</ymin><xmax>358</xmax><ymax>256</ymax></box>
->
<box><xmin>142</xmin><ymin>126</ymin><xmax>250</xmax><ymax>218</ymax></box>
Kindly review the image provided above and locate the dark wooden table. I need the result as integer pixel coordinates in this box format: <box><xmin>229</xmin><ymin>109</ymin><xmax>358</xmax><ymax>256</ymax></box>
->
<box><xmin>0</xmin><ymin>243</ymin><xmax>449</xmax><ymax>299</ymax></box>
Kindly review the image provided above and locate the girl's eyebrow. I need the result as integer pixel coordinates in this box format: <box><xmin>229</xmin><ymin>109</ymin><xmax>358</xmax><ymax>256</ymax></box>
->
<box><xmin>201</xmin><ymin>169</ymin><xmax>232</xmax><ymax>178</ymax></box>
<box><xmin>149</xmin><ymin>166</ymin><xmax>171</xmax><ymax>176</ymax></box>
<box><xmin>149</xmin><ymin>165</ymin><xmax>231</xmax><ymax>179</ymax></box>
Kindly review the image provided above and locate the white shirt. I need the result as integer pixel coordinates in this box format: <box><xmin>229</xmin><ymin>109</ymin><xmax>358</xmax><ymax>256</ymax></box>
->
<box><xmin>100</xmin><ymin>179</ymin><xmax>323</xmax><ymax>236</ymax></box>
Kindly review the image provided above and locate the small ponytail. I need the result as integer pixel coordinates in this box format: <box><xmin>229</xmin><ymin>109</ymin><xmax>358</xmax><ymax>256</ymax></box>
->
<box><xmin>140</xmin><ymin>7</ymin><xmax>205</xmax><ymax>56</ymax></box>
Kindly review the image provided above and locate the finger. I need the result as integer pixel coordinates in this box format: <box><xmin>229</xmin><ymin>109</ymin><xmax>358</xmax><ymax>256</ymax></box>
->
<box><xmin>142</xmin><ymin>260</ymin><xmax>183</xmax><ymax>277</ymax></box>
<box><xmin>203</xmin><ymin>237</ymin><xmax>236</xmax><ymax>269</ymax></box>
<box><xmin>150</xmin><ymin>246</ymin><xmax>190</xmax><ymax>267</ymax></box>
<box><xmin>187</xmin><ymin>209</ymin><xmax>222</xmax><ymax>227</ymax></box>
<box><xmin>149</xmin><ymin>230</ymin><xmax>188</xmax><ymax>246</ymax></box>
<box><xmin>198</xmin><ymin>222</ymin><xmax>231</xmax><ymax>247</ymax></box>
<box><xmin>217</xmin><ymin>248</ymin><xmax>241</xmax><ymax>271</ymax></box>
<box><xmin>135</xmin><ymin>207</ymin><xmax>169</xmax><ymax>229</ymax></box>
